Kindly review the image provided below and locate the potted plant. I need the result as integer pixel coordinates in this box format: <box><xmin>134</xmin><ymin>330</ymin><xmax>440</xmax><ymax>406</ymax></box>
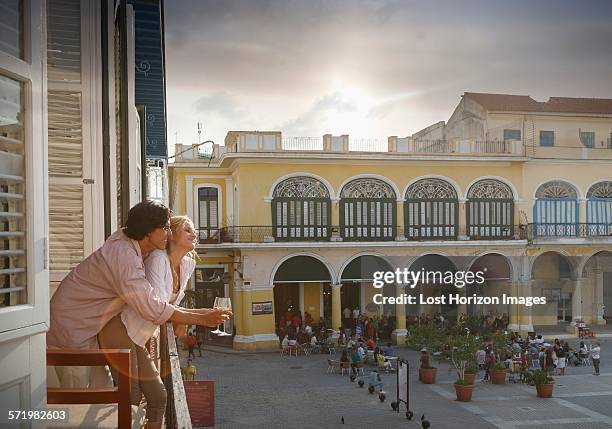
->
<box><xmin>524</xmin><ymin>369</ymin><xmax>554</xmax><ymax>398</ymax></box>
<box><xmin>463</xmin><ymin>364</ymin><xmax>478</xmax><ymax>385</ymax></box>
<box><xmin>489</xmin><ymin>362</ymin><xmax>507</xmax><ymax>384</ymax></box>
<box><xmin>420</xmin><ymin>363</ymin><xmax>438</xmax><ymax>384</ymax></box>
<box><xmin>449</xmin><ymin>334</ymin><xmax>482</xmax><ymax>401</ymax></box>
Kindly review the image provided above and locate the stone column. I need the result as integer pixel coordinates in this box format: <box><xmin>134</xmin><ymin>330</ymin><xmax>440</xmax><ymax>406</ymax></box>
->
<box><xmin>579</xmin><ymin>199</ymin><xmax>586</xmax><ymax>224</ymax></box>
<box><xmin>331</xmin><ymin>283</ymin><xmax>342</xmax><ymax>331</ymax></box>
<box><xmin>572</xmin><ymin>277</ymin><xmax>584</xmax><ymax>322</ymax></box>
<box><xmin>507</xmin><ymin>281</ymin><xmax>520</xmax><ymax>332</ymax></box>
<box><xmin>518</xmin><ymin>279</ymin><xmax>534</xmax><ymax>333</ymax></box>
<box><xmin>392</xmin><ymin>285</ymin><xmax>407</xmax><ymax>345</ymax></box>
<box><xmin>396</xmin><ymin>200</ymin><xmax>406</xmax><ymax>240</ymax></box>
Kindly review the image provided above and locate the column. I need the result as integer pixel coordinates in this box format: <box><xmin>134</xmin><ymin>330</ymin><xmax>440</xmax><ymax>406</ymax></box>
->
<box><xmin>392</xmin><ymin>285</ymin><xmax>407</xmax><ymax>345</ymax></box>
<box><xmin>579</xmin><ymin>199</ymin><xmax>586</xmax><ymax>225</ymax></box>
<box><xmin>518</xmin><ymin>279</ymin><xmax>534</xmax><ymax>333</ymax></box>
<box><xmin>331</xmin><ymin>283</ymin><xmax>342</xmax><ymax>332</ymax></box>
<box><xmin>595</xmin><ymin>269</ymin><xmax>605</xmax><ymax>325</ymax></box>
<box><xmin>507</xmin><ymin>281</ymin><xmax>520</xmax><ymax>332</ymax></box>
<box><xmin>572</xmin><ymin>277</ymin><xmax>584</xmax><ymax>322</ymax></box>
<box><xmin>457</xmin><ymin>287</ymin><xmax>467</xmax><ymax>316</ymax></box>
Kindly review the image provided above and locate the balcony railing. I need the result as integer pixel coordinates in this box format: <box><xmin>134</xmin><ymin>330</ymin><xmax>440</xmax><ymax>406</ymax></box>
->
<box><xmin>200</xmin><ymin>225</ymin><xmax>530</xmax><ymax>244</ymax></box>
<box><xmin>525</xmin><ymin>223</ymin><xmax>612</xmax><ymax>239</ymax></box>
<box><xmin>160</xmin><ymin>322</ymin><xmax>192</xmax><ymax>429</ymax></box>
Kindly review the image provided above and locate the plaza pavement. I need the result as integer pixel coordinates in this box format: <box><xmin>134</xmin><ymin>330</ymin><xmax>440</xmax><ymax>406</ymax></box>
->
<box><xmin>188</xmin><ymin>339</ymin><xmax>611</xmax><ymax>429</ymax></box>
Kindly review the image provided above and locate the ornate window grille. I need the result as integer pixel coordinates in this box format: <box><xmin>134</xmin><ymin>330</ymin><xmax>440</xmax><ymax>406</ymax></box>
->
<box><xmin>466</xmin><ymin>180</ymin><xmax>514</xmax><ymax>239</ymax></box>
<box><xmin>533</xmin><ymin>181</ymin><xmax>578</xmax><ymax>237</ymax></box>
<box><xmin>339</xmin><ymin>179</ymin><xmax>396</xmax><ymax>241</ymax></box>
<box><xmin>272</xmin><ymin>177</ymin><xmax>331</xmax><ymax>240</ymax></box>
<box><xmin>405</xmin><ymin>178</ymin><xmax>458</xmax><ymax>240</ymax></box>
<box><xmin>586</xmin><ymin>181</ymin><xmax>612</xmax><ymax>236</ymax></box>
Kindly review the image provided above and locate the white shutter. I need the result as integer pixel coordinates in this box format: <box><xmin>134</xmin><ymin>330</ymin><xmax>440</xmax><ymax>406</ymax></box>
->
<box><xmin>47</xmin><ymin>0</ymin><xmax>81</xmax><ymax>83</ymax></box>
<box><xmin>47</xmin><ymin>0</ymin><xmax>86</xmax><ymax>277</ymax></box>
<box><xmin>48</xmin><ymin>91</ymin><xmax>82</xmax><ymax>176</ymax></box>
<box><xmin>49</xmin><ymin>186</ymin><xmax>84</xmax><ymax>271</ymax></box>
<box><xmin>0</xmin><ymin>75</ymin><xmax>26</xmax><ymax>306</ymax></box>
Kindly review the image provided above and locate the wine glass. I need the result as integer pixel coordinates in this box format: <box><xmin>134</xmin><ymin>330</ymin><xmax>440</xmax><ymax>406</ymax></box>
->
<box><xmin>210</xmin><ymin>297</ymin><xmax>225</xmax><ymax>335</ymax></box>
<box><xmin>217</xmin><ymin>297</ymin><xmax>232</xmax><ymax>336</ymax></box>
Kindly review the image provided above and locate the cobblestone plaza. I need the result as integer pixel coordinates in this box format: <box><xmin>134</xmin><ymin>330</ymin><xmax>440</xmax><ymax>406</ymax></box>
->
<box><xmin>188</xmin><ymin>339</ymin><xmax>612</xmax><ymax>429</ymax></box>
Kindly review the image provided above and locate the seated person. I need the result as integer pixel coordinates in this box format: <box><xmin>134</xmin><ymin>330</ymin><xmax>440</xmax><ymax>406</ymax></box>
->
<box><xmin>369</xmin><ymin>369</ymin><xmax>384</xmax><ymax>392</ymax></box>
<box><xmin>350</xmin><ymin>347</ymin><xmax>362</xmax><ymax>374</ymax></box>
<box><xmin>383</xmin><ymin>342</ymin><xmax>394</xmax><ymax>357</ymax></box>
<box><xmin>281</xmin><ymin>335</ymin><xmax>289</xmax><ymax>348</ymax></box>
<box><xmin>357</xmin><ymin>344</ymin><xmax>366</xmax><ymax>360</ymax></box>
<box><xmin>310</xmin><ymin>334</ymin><xmax>318</xmax><ymax>346</ymax></box>
<box><xmin>377</xmin><ymin>351</ymin><xmax>392</xmax><ymax>371</ymax></box>
<box><xmin>367</xmin><ymin>337</ymin><xmax>376</xmax><ymax>350</ymax></box>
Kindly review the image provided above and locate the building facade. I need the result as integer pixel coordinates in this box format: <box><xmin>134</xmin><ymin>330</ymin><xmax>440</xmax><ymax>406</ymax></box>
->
<box><xmin>169</xmin><ymin>93</ymin><xmax>612</xmax><ymax>351</ymax></box>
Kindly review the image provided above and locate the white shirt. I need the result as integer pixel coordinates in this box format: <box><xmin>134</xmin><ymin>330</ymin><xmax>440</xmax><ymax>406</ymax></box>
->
<box><xmin>343</xmin><ymin>308</ymin><xmax>351</xmax><ymax>318</ymax></box>
<box><xmin>121</xmin><ymin>250</ymin><xmax>195</xmax><ymax>347</ymax></box>
<box><xmin>591</xmin><ymin>346</ymin><xmax>601</xmax><ymax>360</ymax></box>
<box><xmin>353</xmin><ymin>308</ymin><xmax>360</xmax><ymax>319</ymax></box>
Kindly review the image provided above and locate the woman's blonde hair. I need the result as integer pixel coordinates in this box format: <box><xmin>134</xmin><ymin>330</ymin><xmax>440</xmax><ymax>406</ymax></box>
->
<box><xmin>168</xmin><ymin>215</ymin><xmax>197</xmax><ymax>259</ymax></box>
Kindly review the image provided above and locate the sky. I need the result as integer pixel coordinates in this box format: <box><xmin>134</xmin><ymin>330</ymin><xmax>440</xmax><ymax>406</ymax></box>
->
<box><xmin>164</xmin><ymin>0</ymin><xmax>612</xmax><ymax>150</ymax></box>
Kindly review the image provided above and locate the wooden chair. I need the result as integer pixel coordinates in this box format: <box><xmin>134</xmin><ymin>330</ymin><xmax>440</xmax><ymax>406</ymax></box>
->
<box><xmin>47</xmin><ymin>349</ymin><xmax>131</xmax><ymax>429</ymax></box>
<box><xmin>340</xmin><ymin>361</ymin><xmax>351</xmax><ymax>376</ymax></box>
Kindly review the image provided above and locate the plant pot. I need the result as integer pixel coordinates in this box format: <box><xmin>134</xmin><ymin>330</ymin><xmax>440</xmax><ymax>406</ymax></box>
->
<box><xmin>490</xmin><ymin>369</ymin><xmax>507</xmax><ymax>385</ymax></box>
<box><xmin>536</xmin><ymin>383</ymin><xmax>554</xmax><ymax>398</ymax></box>
<box><xmin>420</xmin><ymin>367</ymin><xmax>437</xmax><ymax>384</ymax></box>
<box><xmin>454</xmin><ymin>383</ymin><xmax>473</xmax><ymax>402</ymax></box>
<box><xmin>463</xmin><ymin>372</ymin><xmax>477</xmax><ymax>385</ymax></box>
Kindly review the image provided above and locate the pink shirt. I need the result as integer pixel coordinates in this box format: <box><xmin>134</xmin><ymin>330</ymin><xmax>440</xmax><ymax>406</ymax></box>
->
<box><xmin>121</xmin><ymin>250</ymin><xmax>195</xmax><ymax>347</ymax></box>
<box><xmin>47</xmin><ymin>230</ymin><xmax>175</xmax><ymax>350</ymax></box>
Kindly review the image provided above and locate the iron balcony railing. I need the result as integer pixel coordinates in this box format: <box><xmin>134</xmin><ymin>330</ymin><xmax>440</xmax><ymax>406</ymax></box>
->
<box><xmin>524</xmin><ymin>223</ymin><xmax>612</xmax><ymax>239</ymax></box>
<box><xmin>199</xmin><ymin>225</ymin><xmax>531</xmax><ymax>244</ymax></box>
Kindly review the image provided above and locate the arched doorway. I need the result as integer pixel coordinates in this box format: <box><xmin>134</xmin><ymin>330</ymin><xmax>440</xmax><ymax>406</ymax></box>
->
<box><xmin>405</xmin><ymin>178</ymin><xmax>459</xmax><ymax>240</ymax></box>
<box><xmin>408</xmin><ymin>254</ymin><xmax>458</xmax><ymax>319</ymax></box>
<box><xmin>468</xmin><ymin>254</ymin><xmax>512</xmax><ymax>317</ymax></box>
<box><xmin>273</xmin><ymin>255</ymin><xmax>332</xmax><ymax>337</ymax></box>
<box><xmin>582</xmin><ymin>251</ymin><xmax>612</xmax><ymax>323</ymax></box>
<box><xmin>532</xmin><ymin>252</ymin><xmax>574</xmax><ymax>326</ymax></box>
<box><xmin>533</xmin><ymin>181</ymin><xmax>579</xmax><ymax>237</ymax></box>
<box><xmin>340</xmin><ymin>255</ymin><xmax>394</xmax><ymax>331</ymax></box>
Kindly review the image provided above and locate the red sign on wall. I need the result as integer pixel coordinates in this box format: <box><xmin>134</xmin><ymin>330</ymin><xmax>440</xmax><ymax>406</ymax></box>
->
<box><xmin>184</xmin><ymin>380</ymin><xmax>215</xmax><ymax>427</ymax></box>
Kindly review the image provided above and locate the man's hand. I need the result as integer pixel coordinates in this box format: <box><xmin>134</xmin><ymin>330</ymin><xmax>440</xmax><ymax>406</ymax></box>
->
<box><xmin>173</xmin><ymin>322</ymin><xmax>188</xmax><ymax>337</ymax></box>
<box><xmin>199</xmin><ymin>308</ymin><xmax>232</xmax><ymax>327</ymax></box>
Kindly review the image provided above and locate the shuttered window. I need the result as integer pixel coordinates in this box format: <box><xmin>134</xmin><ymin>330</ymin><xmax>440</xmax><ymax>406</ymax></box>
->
<box><xmin>0</xmin><ymin>0</ymin><xmax>23</xmax><ymax>59</ymax></box>
<box><xmin>47</xmin><ymin>0</ymin><xmax>81</xmax><ymax>83</ymax></box>
<box><xmin>198</xmin><ymin>187</ymin><xmax>219</xmax><ymax>241</ymax></box>
<box><xmin>47</xmin><ymin>0</ymin><xmax>85</xmax><ymax>275</ymax></box>
<box><xmin>0</xmin><ymin>75</ymin><xmax>26</xmax><ymax>307</ymax></box>
<box><xmin>48</xmin><ymin>91</ymin><xmax>82</xmax><ymax>176</ymax></box>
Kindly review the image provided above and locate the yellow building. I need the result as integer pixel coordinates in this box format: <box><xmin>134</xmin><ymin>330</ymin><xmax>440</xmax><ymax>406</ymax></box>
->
<box><xmin>169</xmin><ymin>92</ymin><xmax>612</xmax><ymax>350</ymax></box>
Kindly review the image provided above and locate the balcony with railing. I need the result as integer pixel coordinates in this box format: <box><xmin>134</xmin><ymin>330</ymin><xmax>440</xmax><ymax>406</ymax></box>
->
<box><xmin>198</xmin><ymin>225</ymin><xmax>530</xmax><ymax>244</ymax></box>
<box><xmin>525</xmin><ymin>223</ymin><xmax>612</xmax><ymax>239</ymax></box>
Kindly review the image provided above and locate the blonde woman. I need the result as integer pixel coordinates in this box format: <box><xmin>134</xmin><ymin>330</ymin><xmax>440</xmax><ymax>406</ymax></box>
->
<box><xmin>99</xmin><ymin>216</ymin><xmax>207</xmax><ymax>429</ymax></box>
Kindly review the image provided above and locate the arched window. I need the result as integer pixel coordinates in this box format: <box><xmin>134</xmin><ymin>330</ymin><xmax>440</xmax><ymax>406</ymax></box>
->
<box><xmin>533</xmin><ymin>181</ymin><xmax>578</xmax><ymax>237</ymax></box>
<box><xmin>405</xmin><ymin>178</ymin><xmax>458</xmax><ymax>239</ymax></box>
<box><xmin>339</xmin><ymin>178</ymin><xmax>396</xmax><ymax>240</ymax></box>
<box><xmin>272</xmin><ymin>177</ymin><xmax>331</xmax><ymax>240</ymax></box>
<box><xmin>466</xmin><ymin>179</ymin><xmax>514</xmax><ymax>239</ymax></box>
<box><xmin>586</xmin><ymin>181</ymin><xmax>612</xmax><ymax>236</ymax></box>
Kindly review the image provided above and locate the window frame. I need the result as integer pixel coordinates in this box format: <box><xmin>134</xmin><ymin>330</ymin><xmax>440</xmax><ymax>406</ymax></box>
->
<box><xmin>579</xmin><ymin>131</ymin><xmax>595</xmax><ymax>149</ymax></box>
<box><xmin>0</xmin><ymin>0</ymin><xmax>49</xmax><ymax>334</ymax></box>
<box><xmin>193</xmin><ymin>183</ymin><xmax>222</xmax><ymax>242</ymax></box>
<box><xmin>503</xmin><ymin>129</ymin><xmax>521</xmax><ymax>141</ymax></box>
<box><xmin>197</xmin><ymin>186</ymin><xmax>220</xmax><ymax>242</ymax></box>
<box><xmin>539</xmin><ymin>130</ymin><xmax>555</xmax><ymax>147</ymax></box>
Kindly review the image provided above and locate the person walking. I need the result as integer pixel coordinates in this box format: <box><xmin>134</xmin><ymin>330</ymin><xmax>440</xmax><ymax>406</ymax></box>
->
<box><xmin>187</xmin><ymin>332</ymin><xmax>198</xmax><ymax>359</ymax></box>
<box><xmin>591</xmin><ymin>342</ymin><xmax>601</xmax><ymax>375</ymax></box>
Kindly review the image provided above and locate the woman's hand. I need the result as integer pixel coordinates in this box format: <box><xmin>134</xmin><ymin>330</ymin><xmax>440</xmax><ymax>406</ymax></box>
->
<box><xmin>199</xmin><ymin>308</ymin><xmax>232</xmax><ymax>327</ymax></box>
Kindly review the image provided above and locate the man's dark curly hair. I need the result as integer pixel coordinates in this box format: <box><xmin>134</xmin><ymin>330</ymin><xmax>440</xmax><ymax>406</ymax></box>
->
<box><xmin>124</xmin><ymin>200</ymin><xmax>172</xmax><ymax>240</ymax></box>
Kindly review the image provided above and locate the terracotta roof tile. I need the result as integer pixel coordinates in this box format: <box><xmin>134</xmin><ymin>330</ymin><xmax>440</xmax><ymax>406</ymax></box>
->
<box><xmin>464</xmin><ymin>92</ymin><xmax>612</xmax><ymax>114</ymax></box>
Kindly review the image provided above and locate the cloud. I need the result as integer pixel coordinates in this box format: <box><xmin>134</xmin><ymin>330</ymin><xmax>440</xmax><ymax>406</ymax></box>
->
<box><xmin>193</xmin><ymin>92</ymin><xmax>247</xmax><ymax>120</ymax></box>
